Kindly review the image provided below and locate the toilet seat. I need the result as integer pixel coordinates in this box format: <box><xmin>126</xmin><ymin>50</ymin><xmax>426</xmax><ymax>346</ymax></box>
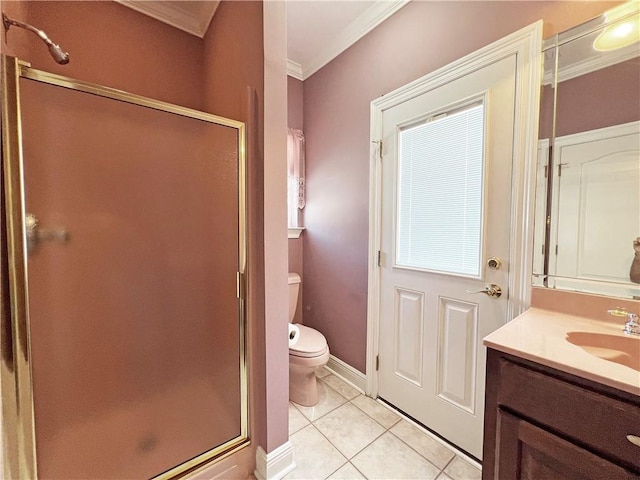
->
<box><xmin>289</xmin><ymin>324</ymin><xmax>328</xmax><ymax>358</ymax></box>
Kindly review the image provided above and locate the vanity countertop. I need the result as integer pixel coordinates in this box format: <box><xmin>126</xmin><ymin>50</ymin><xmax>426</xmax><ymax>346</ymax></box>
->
<box><xmin>484</xmin><ymin>308</ymin><xmax>640</xmax><ymax>396</ymax></box>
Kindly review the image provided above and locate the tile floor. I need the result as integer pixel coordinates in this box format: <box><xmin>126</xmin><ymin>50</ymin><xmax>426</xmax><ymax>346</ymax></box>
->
<box><xmin>285</xmin><ymin>368</ymin><xmax>482</xmax><ymax>480</ymax></box>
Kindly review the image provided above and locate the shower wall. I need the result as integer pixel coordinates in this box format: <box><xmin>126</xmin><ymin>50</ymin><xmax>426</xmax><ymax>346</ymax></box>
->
<box><xmin>0</xmin><ymin>0</ymin><xmax>204</xmax><ymax>109</ymax></box>
<box><xmin>0</xmin><ymin>1</ymin><xmax>27</xmax><ymax>57</ymax></box>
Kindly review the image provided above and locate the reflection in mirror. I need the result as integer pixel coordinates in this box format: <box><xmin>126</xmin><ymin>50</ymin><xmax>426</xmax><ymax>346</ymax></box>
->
<box><xmin>534</xmin><ymin>2</ymin><xmax>640</xmax><ymax>299</ymax></box>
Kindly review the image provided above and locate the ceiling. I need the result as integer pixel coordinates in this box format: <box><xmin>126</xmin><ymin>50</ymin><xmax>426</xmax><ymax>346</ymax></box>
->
<box><xmin>116</xmin><ymin>0</ymin><xmax>409</xmax><ymax>81</ymax></box>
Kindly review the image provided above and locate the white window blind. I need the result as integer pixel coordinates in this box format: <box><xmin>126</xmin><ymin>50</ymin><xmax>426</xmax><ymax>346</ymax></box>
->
<box><xmin>396</xmin><ymin>103</ymin><xmax>485</xmax><ymax>277</ymax></box>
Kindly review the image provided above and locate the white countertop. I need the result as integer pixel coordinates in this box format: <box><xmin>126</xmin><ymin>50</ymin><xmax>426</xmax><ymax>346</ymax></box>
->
<box><xmin>484</xmin><ymin>308</ymin><xmax>640</xmax><ymax>396</ymax></box>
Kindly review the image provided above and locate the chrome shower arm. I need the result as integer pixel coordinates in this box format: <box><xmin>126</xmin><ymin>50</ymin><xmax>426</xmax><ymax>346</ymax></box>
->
<box><xmin>2</xmin><ymin>12</ymin><xmax>69</xmax><ymax>64</ymax></box>
<box><xmin>3</xmin><ymin>14</ymin><xmax>48</xmax><ymax>42</ymax></box>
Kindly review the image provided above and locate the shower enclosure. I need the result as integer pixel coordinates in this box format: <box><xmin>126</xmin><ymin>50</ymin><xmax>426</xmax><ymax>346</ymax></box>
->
<box><xmin>1</xmin><ymin>55</ymin><xmax>248</xmax><ymax>479</ymax></box>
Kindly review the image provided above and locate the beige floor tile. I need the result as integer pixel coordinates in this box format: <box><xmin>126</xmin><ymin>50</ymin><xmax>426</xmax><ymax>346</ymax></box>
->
<box><xmin>314</xmin><ymin>403</ymin><xmax>385</xmax><ymax>459</ymax></box>
<box><xmin>444</xmin><ymin>456</ymin><xmax>481</xmax><ymax>480</ymax></box>
<box><xmin>390</xmin><ymin>421</ymin><xmax>455</xmax><ymax>469</ymax></box>
<box><xmin>321</xmin><ymin>375</ymin><xmax>360</xmax><ymax>400</ymax></box>
<box><xmin>316</xmin><ymin>366</ymin><xmax>331</xmax><ymax>378</ymax></box>
<box><xmin>326</xmin><ymin>462</ymin><xmax>367</xmax><ymax>479</ymax></box>
<box><xmin>352</xmin><ymin>432</ymin><xmax>440</xmax><ymax>480</ymax></box>
<box><xmin>284</xmin><ymin>425</ymin><xmax>347</xmax><ymax>480</ymax></box>
<box><xmin>289</xmin><ymin>402</ymin><xmax>310</xmax><ymax>435</ymax></box>
<box><xmin>350</xmin><ymin>396</ymin><xmax>401</xmax><ymax>429</ymax></box>
<box><xmin>436</xmin><ymin>474</ymin><xmax>453</xmax><ymax>480</ymax></box>
<box><xmin>294</xmin><ymin>381</ymin><xmax>348</xmax><ymax>421</ymax></box>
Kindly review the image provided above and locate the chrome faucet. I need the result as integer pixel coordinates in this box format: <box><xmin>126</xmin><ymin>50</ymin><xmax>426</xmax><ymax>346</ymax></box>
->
<box><xmin>608</xmin><ymin>309</ymin><xmax>640</xmax><ymax>336</ymax></box>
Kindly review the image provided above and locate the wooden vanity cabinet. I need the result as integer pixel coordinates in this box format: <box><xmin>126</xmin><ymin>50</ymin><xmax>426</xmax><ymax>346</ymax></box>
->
<box><xmin>482</xmin><ymin>348</ymin><xmax>640</xmax><ymax>480</ymax></box>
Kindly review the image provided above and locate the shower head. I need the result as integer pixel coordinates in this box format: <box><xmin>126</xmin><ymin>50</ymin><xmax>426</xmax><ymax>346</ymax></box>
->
<box><xmin>47</xmin><ymin>42</ymin><xmax>69</xmax><ymax>65</ymax></box>
<box><xmin>2</xmin><ymin>13</ymin><xmax>69</xmax><ymax>65</ymax></box>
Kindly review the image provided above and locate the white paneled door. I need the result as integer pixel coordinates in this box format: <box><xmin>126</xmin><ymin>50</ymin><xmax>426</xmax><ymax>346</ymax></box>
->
<box><xmin>378</xmin><ymin>55</ymin><xmax>517</xmax><ymax>459</ymax></box>
<box><xmin>550</xmin><ymin>122</ymin><xmax>640</xmax><ymax>297</ymax></box>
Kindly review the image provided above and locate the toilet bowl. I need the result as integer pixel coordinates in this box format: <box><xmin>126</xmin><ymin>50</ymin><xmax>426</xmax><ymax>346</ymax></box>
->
<box><xmin>288</xmin><ymin>273</ymin><xmax>329</xmax><ymax>406</ymax></box>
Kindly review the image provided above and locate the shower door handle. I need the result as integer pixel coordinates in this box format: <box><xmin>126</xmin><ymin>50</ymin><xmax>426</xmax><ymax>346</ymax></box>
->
<box><xmin>26</xmin><ymin>213</ymin><xmax>70</xmax><ymax>254</ymax></box>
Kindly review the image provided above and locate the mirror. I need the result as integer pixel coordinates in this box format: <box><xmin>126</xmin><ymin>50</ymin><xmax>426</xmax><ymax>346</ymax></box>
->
<box><xmin>533</xmin><ymin>2</ymin><xmax>640</xmax><ymax>299</ymax></box>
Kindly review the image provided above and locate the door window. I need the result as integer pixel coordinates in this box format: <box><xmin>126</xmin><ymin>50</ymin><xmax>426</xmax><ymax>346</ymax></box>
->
<box><xmin>396</xmin><ymin>102</ymin><xmax>486</xmax><ymax>277</ymax></box>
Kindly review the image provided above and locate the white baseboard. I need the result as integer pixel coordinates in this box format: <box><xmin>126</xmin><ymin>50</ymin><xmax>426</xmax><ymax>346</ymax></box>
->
<box><xmin>183</xmin><ymin>442</ymin><xmax>253</xmax><ymax>480</ymax></box>
<box><xmin>254</xmin><ymin>441</ymin><xmax>295</xmax><ymax>480</ymax></box>
<box><xmin>326</xmin><ymin>355</ymin><xmax>366</xmax><ymax>393</ymax></box>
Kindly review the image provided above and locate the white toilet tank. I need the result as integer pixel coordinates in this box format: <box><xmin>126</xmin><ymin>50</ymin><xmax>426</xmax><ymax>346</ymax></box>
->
<box><xmin>288</xmin><ymin>273</ymin><xmax>301</xmax><ymax>322</ymax></box>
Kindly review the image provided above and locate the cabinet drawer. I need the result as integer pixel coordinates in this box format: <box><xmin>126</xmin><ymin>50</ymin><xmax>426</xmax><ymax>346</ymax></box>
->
<box><xmin>498</xmin><ymin>359</ymin><xmax>640</xmax><ymax>470</ymax></box>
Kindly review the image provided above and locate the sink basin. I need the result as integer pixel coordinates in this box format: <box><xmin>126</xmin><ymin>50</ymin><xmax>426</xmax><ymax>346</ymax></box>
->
<box><xmin>566</xmin><ymin>331</ymin><xmax>640</xmax><ymax>371</ymax></box>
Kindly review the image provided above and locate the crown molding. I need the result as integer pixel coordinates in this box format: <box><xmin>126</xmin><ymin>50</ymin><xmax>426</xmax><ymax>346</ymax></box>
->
<box><xmin>115</xmin><ymin>0</ymin><xmax>219</xmax><ymax>38</ymax></box>
<box><xmin>299</xmin><ymin>0</ymin><xmax>409</xmax><ymax>80</ymax></box>
<box><xmin>287</xmin><ymin>59</ymin><xmax>304</xmax><ymax>81</ymax></box>
<box><xmin>543</xmin><ymin>43</ymin><xmax>639</xmax><ymax>85</ymax></box>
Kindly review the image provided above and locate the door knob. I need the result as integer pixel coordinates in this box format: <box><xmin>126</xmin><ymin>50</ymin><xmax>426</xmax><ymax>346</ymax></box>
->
<box><xmin>467</xmin><ymin>284</ymin><xmax>502</xmax><ymax>298</ymax></box>
<box><xmin>25</xmin><ymin>213</ymin><xmax>69</xmax><ymax>254</ymax></box>
<box><xmin>487</xmin><ymin>257</ymin><xmax>502</xmax><ymax>269</ymax></box>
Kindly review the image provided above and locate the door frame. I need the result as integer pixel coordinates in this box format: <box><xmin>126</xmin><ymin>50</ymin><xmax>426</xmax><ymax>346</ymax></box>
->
<box><xmin>365</xmin><ymin>22</ymin><xmax>543</xmax><ymax>397</ymax></box>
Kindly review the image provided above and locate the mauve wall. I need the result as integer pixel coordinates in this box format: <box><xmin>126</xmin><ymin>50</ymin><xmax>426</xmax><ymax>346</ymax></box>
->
<box><xmin>0</xmin><ymin>0</ymin><xmax>28</xmax><ymax>57</ymax></box>
<box><xmin>202</xmin><ymin>6</ymin><xmax>266</xmax><ymax>453</ymax></box>
<box><xmin>288</xmin><ymin>76</ymin><xmax>304</xmax><ymax>130</ymax></box>
<box><xmin>288</xmin><ymin>76</ymin><xmax>304</xmax><ymax>324</ymax></box>
<box><xmin>302</xmin><ymin>1</ymin><xmax>620</xmax><ymax>373</ymax></box>
<box><xmin>203</xmin><ymin>1</ymin><xmax>263</xmax><ymax>122</ymax></box>
<box><xmin>203</xmin><ymin>0</ymin><xmax>288</xmax><ymax>454</ymax></box>
<box><xmin>556</xmin><ymin>58</ymin><xmax>640</xmax><ymax>137</ymax></box>
<box><xmin>540</xmin><ymin>57</ymin><xmax>638</xmax><ymax>139</ymax></box>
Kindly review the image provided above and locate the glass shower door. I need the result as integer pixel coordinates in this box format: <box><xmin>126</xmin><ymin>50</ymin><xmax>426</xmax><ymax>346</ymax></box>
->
<box><xmin>8</xmin><ymin>67</ymin><xmax>247</xmax><ymax>479</ymax></box>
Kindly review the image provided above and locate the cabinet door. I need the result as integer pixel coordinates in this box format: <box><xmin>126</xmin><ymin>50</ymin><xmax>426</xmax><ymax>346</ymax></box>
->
<box><xmin>495</xmin><ymin>410</ymin><xmax>639</xmax><ymax>480</ymax></box>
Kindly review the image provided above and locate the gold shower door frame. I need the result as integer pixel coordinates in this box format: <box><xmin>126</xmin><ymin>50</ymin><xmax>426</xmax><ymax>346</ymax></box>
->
<box><xmin>0</xmin><ymin>55</ymin><xmax>249</xmax><ymax>479</ymax></box>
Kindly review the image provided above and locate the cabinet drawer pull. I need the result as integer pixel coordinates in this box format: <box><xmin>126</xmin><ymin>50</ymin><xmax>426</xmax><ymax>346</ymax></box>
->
<box><xmin>627</xmin><ymin>435</ymin><xmax>640</xmax><ymax>447</ymax></box>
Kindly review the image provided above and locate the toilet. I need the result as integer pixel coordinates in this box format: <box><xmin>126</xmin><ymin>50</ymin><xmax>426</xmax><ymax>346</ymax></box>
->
<box><xmin>288</xmin><ymin>272</ymin><xmax>330</xmax><ymax>406</ymax></box>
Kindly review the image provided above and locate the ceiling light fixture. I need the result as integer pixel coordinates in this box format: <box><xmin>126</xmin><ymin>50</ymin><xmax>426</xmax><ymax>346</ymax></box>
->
<box><xmin>593</xmin><ymin>4</ymin><xmax>640</xmax><ymax>52</ymax></box>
